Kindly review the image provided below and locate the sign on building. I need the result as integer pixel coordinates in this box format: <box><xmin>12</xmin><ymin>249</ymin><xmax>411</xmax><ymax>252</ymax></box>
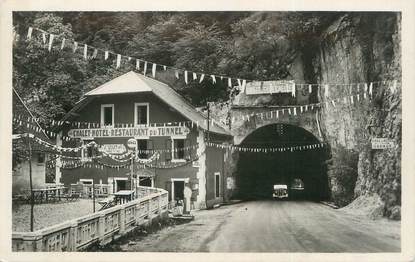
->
<box><xmin>245</xmin><ymin>80</ymin><xmax>295</xmax><ymax>95</ymax></box>
<box><xmin>68</xmin><ymin>125</ymin><xmax>190</xmax><ymax>139</ymax></box>
<box><xmin>99</xmin><ymin>144</ymin><xmax>127</xmax><ymax>154</ymax></box>
<box><xmin>371</xmin><ymin>138</ymin><xmax>394</xmax><ymax>149</ymax></box>
<box><xmin>226</xmin><ymin>177</ymin><xmax>235</xmax><ymax>189</ymax></box>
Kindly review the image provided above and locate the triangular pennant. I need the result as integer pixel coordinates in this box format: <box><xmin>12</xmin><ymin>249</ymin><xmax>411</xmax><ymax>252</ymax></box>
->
<box><xmin>60</xmin><ymin>38</ymin><xmax>66</xmax><ymax>50</ymax></box>
<box><xmin>48</xmin><ymin>34</ymin><xmax>54</xmax><ymax>52</ymax></box>
<box><xmin>116</xmin><ymin>54</ymin><xmax>121</xmax><ymax>68</ymax></box>
<box><xmin>27</xmin><ymin>27</ymin><xmax>33</xmax><ymax>40</ymax></box>
<box><xmin>193</xmin><ymin>72</ymin><xmax>197</xmax><ymax>80</ymax></box>
<box><xmin>211</xmin><ymin>75</ymin><xmax>216</xmax><ymax>84</ymax></box>
<box><xmin>104</xmin><ymin>51</ymin><xmax>109</xmax><ymax>60</ymax></box>
<box><xmin>199</xmin><ymin>74</ymin><xmax>205</xmax><ymax>83</ymax></box>
<box><xmin>184</xmin><ymin>70</ymin><xmax>188</xmax><ymax>84</ymax></box>
<box><xmin>163</xmin><ymin>65</ymin><xmax>167</xmax><ymax>70</ymax></box>
<box><xmin>228</xmin><ymin>78</ymin><xmax>232</xmax><ymax>88</ymax></box>
<box><xmin>143</xmin><ymin>61</ymin><xmax>148</xmax><ymax>75</ymax></box>
<box><xmin>42</xmin><ymin>32</ymin><xmax>47</xmax><ymax>44</ymax></box>
<box><xmin>291</xmin><ymin>82</ymin><xmax>296</xmax><ymax>97</ymax></box>
<box><xmin>83</xmin><ymin>44</ymin><xmax>88</xmax><ymax>60</ymax></box>
<box><xmin>152</xmin><ymin>63</ymin><xmax>157</xmax><ymax>78</ymax></box>
<box><xmin>175</xmin><ymin>70</ymin><xmax>179</xmax><ymax>79</ymax></box>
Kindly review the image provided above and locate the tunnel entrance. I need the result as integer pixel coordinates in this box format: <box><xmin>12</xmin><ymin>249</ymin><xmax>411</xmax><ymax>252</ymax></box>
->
<box><xmin>235</xmin><ymin>124</ymin><xmax>330</xmax><ymax>201</ymax></box>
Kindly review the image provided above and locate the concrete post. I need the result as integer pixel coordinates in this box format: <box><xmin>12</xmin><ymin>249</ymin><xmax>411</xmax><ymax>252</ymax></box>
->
<box><xmin>69</xmin><ymin>222</ymin><xmax>78</xmax><ymax>251</ymax></box>
<box><xmin>119</xmin><ymin>207</ymin><xmax>126</xmax><ymax>234</ymax></box>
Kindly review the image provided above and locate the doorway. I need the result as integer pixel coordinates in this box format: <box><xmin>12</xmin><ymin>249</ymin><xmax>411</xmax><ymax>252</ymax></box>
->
<box><xmin>116</xmin><ymin>179</ymin><xmax>127</xmax><ymax>191</ymax></box>
<box><xmin>172</xmin><ymin>180</ymin><xmax>185</xmax><ymax>202</ymax></box>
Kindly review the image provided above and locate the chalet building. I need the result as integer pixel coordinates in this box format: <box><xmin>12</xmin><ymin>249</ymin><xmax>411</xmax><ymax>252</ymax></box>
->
<box><xmin>57</xmin><ymin>71</ymin><xmax>232</xmax><ymax>209</ymax></box>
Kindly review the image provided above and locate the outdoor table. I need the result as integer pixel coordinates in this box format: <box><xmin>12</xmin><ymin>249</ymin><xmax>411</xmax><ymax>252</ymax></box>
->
<box><xmin>113</xmin><ymin>190</ymin><xmax>135</xmax><ymax>204</ymax></box>
<box><xmin>30</xmin><ymin>187</ymin><xmax>67</xmax><ymax>203</ymax></box>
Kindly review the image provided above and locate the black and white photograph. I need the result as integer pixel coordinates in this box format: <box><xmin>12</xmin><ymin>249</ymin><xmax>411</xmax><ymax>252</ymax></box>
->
<box><xmin>1</xmin><ymin>1</ymin><xmax>414</xmax><ymax>261</ymax></box>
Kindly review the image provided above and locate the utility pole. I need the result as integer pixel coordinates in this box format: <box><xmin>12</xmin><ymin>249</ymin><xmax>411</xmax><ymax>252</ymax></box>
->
<box><xmin>92</xmin><ymin>179</ymin><xmax>96</xmax><ymax>213</ymax></box>
<box><xmin>130</xmin><ymin>150</ymin><xmax>134</xmax><ymax>198</ymax></box>
<box><xmin>207</xmin><ymin>102</ymin><xmax>211</xmax><ymax>141</ymax></box>
<box><xmin>27</xmin><ymin>134</ymin><xmax>34</xmax><ymax>232</ymax></box>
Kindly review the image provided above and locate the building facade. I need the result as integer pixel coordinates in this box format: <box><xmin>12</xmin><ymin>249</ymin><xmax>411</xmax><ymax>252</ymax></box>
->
<box><xmin>57</xmin><ymin>71</ymin><xmax>232</xmax><ymax>209</ymax></box>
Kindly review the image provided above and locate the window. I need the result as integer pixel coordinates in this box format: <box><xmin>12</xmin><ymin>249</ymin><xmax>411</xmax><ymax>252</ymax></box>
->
<box><xmin>215</xmin><ymin>172</ymin><xmax>220</xmax><ymax>198</ymax></box>
<box><xmin>134</xmin><ymin>103</ymin><xmax>149</xmax><ymax>126</ymax></box>
<box><xmin>172</xmin><ymin>139</ymin><xmax>185</xmax><ymax>160</ymax></box>
<box><xmin>101</xmin><ymin>104</ymin><xmax>114</xmax><ymax>127</ymax></box>
<box><xmin>137</xmin><ymin>139</ymin><xmax>148</xmax><ymax>159</ymax></box>
<box><xmin>37</xmin><ymin>153</ymin><xmax>45</xmax><ymax>163</ymax></box>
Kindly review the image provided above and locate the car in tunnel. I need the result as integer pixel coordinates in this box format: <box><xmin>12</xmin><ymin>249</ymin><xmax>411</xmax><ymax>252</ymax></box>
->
<box><xmin>290</xmin><ymin>178</ymin><xmax>305</xmax><ymax>199</ymax></box>
<box><xmin>273</xmin><ymin>184</ymin><xmax>288</xmax><ymax>199</ymax></box>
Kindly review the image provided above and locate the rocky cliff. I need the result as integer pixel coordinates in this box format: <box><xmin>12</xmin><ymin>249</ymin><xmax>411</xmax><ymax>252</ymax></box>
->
<box><xmin>315</xmin><ymin>13</ymin><xmax>401</xmax><ymax>219</ymax></box>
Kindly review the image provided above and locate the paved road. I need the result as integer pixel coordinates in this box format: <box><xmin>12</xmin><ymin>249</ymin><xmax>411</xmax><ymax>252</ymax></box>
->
<box><xmin>121</xmin><ymin>200</ymin><xmax>400</xmax><ymax>252</ymax></box>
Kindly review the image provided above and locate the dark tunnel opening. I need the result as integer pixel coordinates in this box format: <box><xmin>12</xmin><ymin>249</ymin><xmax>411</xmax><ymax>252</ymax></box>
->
<box><xmin>235</xmin><ymin>124</ymin><xmax>330</xmax><ymax>201</ymax></box>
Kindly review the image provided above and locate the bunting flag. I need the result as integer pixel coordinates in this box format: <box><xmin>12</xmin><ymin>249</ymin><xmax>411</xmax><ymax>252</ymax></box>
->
<box><xmin>309</xmin><ymin>84</ymin><xmax>312</xmax><ymax>93</ymax></box>
<box><xmin>27</xmin><ymin>27</ymin><xmax>33</xmax><ymax>40</ymax></box>
<box><xmin>291</xmin><ymin>82</ymin><xmax>296</xmax><ymax>97</ymax></box>
<box><xmin>369</xmin><ymin>82</ymin><xmax>373</xmax><ymax>97</ymax></box>
<box><xmin>42</xmin><ymin>32</ymin><xmax>47</xmax><ymax>44</ymax></box>
<box><xmin>22</xmin><ymin>26</ymin><xmax>400</xmax><ymax>96</ymax></box>
<box><xmin>152</xmin><ymin>63</ymin><xmax>157</xmax><ymax>78</ymax></box>
<box><xmin>211</xmin><ymin>75</ymin><xmax>216</xmax><ymax>84</ymax></box>
<box><xmin>60</xmin><ymin>38</ymin><xmax>66</xmax><ymax>50</ymax></box>
<box><xmin>47</xmin><ymin>34</ymin><xmax>54</xmax><ymax>51</ymax></box>
<box><xmin>73</xmin><ymin>41</ymin><xmax>78</xmax><ymax>53</ymax></box>
<box><xmin>175</xmin><ymin>70</ymin><xmax>179</xmax><ymax>79</ymax></box>
<box><xmin>184</xmin><ymin>70</ymin><xmax>188</xmax><ymax>84</ymax></box>
<box><xmin>143</xmin><ymin>61</ymin><xmax>147</xmax><ymax>75</ymax></box>
<box><xmin>116</xmin><ymin>54</ymin><xmax>122</xmax><ymax>68</ymax></box>
<box><xmin>83</xmin><ymin>44</ymin><xmax>88</xmax><ymax>60</ymax></box>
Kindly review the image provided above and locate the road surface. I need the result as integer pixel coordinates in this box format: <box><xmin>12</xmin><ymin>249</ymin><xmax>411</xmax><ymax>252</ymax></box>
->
<box><xmin>120</xmin><ymin>200</ymin><xmax>400</xmax><ymax>252</ymax></box>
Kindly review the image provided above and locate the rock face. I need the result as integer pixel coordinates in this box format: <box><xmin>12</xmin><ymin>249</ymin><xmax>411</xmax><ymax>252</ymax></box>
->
<box><xmin>315</xmin><ymin>13</ymin><xmax>401</xmax><ymax>219</ymax></box>
<box><xmin>207</xmin><ymin>13</ymin><xmax>401</xmax><ymax>219</ymax></box>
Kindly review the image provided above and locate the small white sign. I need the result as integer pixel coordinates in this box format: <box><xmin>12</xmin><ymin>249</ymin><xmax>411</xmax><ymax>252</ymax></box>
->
<box><xmin>127</xmin><ymin>138</ymin><xmax>137</xmax><ymax>149</ymax></box>
<box><xmin>226</xmin><ymin>177</ymin><xmax>235</xmax><ymax>189</ymax></box>
<box><xmin>99</xmin><ymin>144</ymin><xmax>126</xmax><ymax>154</ymax></box>
<box><xmin>371</xmin><ymin>138</ymin><xmax>394</xmax><ymax>149</ymax></box>
<box><xmin>192</xmin><ymin>160</ymin><xmax>200</xmax><ymax>168</ymax></box>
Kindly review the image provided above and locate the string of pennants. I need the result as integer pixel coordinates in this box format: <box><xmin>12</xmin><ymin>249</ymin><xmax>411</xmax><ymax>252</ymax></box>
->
<box><xmin>47</xmin><ymin>152</ymin><xmax>201</xmax><ymax>170</ymax></box>
<box><xmin>24</xmin><ymin>26</ymin><xmax>401</xmax><ymax>95</ymax></box>
<box><xmin>13</xmin><ymin>115</ymin><xmax>222</xmax><ymax>139</ymax></box>
<box><xmin>18</xmin><ymin>132</ymin><xmax>200</xmax><ymax>156</ymax></box>
<box><xmin>13</xmin><ymin>113</ymin><xmax>209</xmax><ymax>130</ymax></box>
<box><xmin>232</xmin><ymin>80</ymin><xmax>399</xmax><ymax>124</ymax></box>
<box><xmin>206</xmin><ymin>141</ymin><xmax>327</xmax><ymax>153</ymax></box>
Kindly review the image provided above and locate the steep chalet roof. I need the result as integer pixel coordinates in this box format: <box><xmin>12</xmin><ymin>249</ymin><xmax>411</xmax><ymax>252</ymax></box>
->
<box><xmin>63</xmin><ymin>71</ymin><xmax>231</xmax><ymax>136</ymax></box>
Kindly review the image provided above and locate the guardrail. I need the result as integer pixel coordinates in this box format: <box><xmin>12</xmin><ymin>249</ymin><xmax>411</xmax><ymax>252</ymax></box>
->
<box><xmin>12</xmin><ymin>186</ymin><xmax>169</xmax><ymax>252</ymax></box>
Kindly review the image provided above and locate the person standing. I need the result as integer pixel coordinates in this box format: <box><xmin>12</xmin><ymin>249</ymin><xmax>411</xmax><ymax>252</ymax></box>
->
<box><xmin>183</xmin><ymin>182</ymin><xmax>192</xmax><ymax>214</ymax></box>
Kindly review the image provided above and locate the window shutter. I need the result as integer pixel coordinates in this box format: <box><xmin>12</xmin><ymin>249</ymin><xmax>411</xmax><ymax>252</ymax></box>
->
<box><xmin>165</xmin><ymin>139</ymin><xmax>172</xmax><ymax>161</ymax></box>
<box><xmin>165</xmin><ymin>181</ymin><xmax>172</xmax><ymax>201</ymax></box>
<box><xmin>184</xmin><ymin>139</ymin><xmax>190</xmax><ymax>160</ymax></box>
